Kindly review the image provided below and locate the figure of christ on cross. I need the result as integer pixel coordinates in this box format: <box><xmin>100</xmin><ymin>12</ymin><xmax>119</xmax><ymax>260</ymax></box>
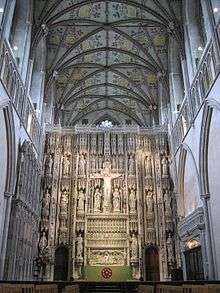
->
<box><xmin>90</xmin><ymin>161</ymin><xmax>122</xmax><ymax>212</ymax></box>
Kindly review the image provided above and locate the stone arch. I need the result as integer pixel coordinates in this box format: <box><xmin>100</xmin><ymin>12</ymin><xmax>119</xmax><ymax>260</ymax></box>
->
<box><xmin>54</xmin><ymin>245</ymin><xmax>69</xmax><ymax>281</ymax></box>
<box><xmin>92</xmin><ymin>113</ymin><xmax>121</xmax><ymax>126</ymax></box>
<box><xmin>168</xmin><ymin>36</ymin><xmax>185</xmax><ymax>119</ymax></box>
<box><xmin>144</xmin><ymin>245</ymin><xmax>160</xmax><ymax>281</ymax></box>
<box><xmin>199</xmin><ymin>98</ymin><xmax>220</xmax><ymax>279</ymax></box>
<box><xmin>7</xmin><ymin>0</ymin><xmax>33</xmax><ymax>76</ymax></box>
<box><xmin>183</xmin><ymin>0</ymin><xmax>210</xmax><ymax>74</ymax></box>
<box><xmin>29</xmin><ymin>36</ymin><xmax>47</xmax><ymax>117</ymax></box>
<box><xmin>199</xmin><ymin>99</ymin><xmax>220</xmax><ymax>196</ymax></box>
<box><xmin>0</xmin><ymin>103</ymin><xmax>16</xmax><ymax>278</ymax></box>
<box><xmin>177</xmin><ymin>144</ymin><xmax>201</xmax><ymax>217</ymax></box>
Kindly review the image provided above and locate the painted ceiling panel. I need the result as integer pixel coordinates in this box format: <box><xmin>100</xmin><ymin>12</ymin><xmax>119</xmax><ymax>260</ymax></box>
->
<box><xmin>34</xmin><ymin>0</ymin><xmax>182</xmax><ymax>126</ymax></box>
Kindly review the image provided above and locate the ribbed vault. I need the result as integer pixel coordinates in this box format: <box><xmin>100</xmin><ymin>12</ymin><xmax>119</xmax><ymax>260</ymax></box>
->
<box><xmin>33</xmin><ymin>0</ymin><xmax>182</xmax><ymax>126</ymax></box>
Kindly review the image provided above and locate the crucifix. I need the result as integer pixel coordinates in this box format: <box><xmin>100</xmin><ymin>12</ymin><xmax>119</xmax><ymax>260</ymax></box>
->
<box><xmin>90</xmin><ymin>161</ymin><xmax>122</xmax><ymax>212</ymax></box>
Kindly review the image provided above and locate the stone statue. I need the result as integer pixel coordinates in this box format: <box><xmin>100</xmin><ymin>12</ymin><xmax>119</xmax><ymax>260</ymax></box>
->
<box><xmin>79</xmin><ymin>154</ymin><xmax>86</xmax><ymax>175</ymax></box>
<box><xmin>160</xmin><ymin>245</ymin><xmax>166</xmax><ymax>262</ymax></box>
<box><xmin>129</xmin><ymin>188</ymin><xmax>136</xmax><ymax>212</ymax></box>
<box><xmin>145</xmin><ymin>156</ymin><xmax>152</xmax><ymax>177</ymax></box>
<box><xmin>128</xmin><ymin>155</ymin><xmax>135</xmax><ymax>174</ymax></box>
<box><xmin>94</xmin><ymin>187</ymin><xmax>102</xmax><ymax>212</ymax></box>
<box><xmin>146</xmin><ymin>188</ymin><xmax>154</xmax><ymax>213</ymax></box>
<box><xmin>78</xmin><ymin>189</ymin><xmax>85</xmax><ymax>212</ymax></box>
<box><xmin>60</xmin><ymin>189</ymin><xmax>68</xmax><ymax>217</ymax></box>
<box><xmin>113</xmin><ymin>187</ymin><xmax>121</xmax><ymax>212</ymax></box>
<box><xmin>90</xmin><ymin>161</ymin><xmax>122</xmax><ymax>213</ymax></box>
<box><xmin>42</xmin><ymin>189</ymin><xmax>50</xmax><ymax>218</ymax></box>
<box><xmin>161</xmin><ymin>156</ymin><xmax>169</xmax><ymax>177</ymax></box>
<box><xmin>131</xmin><ymin>234</ymin><xmax>138</xmax><ymax>260</ymax></box>
<box><xmin>76</xmin><ymin>234</ymin><xmax>83</xmax><ymax>259</ymax></box>
<box><xmin>63</xmin><ymin>155</ymin><xmax>70</xmax><ymax>176</ymax></box>
<box><xmin>167</xmin><ymin>234</ymin><xmax>174</xmax><ymax>263</ymax></box>
<box><xmin>46</xmin><ymin>154</ymin><xmax>53</xmax><ymax>175</ymax></box>
<box><xmin>39</xmin><ymin>231</ymin><xmax>47</xmax><ymax>251</ymax></box>
<box><xmin>164</xmin><ymin>189</ymin><xmax>172</xmax><ymax>216</ymax></box>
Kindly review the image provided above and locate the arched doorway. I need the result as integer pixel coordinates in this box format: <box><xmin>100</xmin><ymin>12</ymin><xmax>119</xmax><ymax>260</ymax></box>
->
<box><xmin>54</xmin><ymin>246</ymin><xmax>69</xmax><ymax>281</ymax></box>
<box><xmin>145</xmin><ymin>246</ymin><xmax>160</xmax><ymax>281</ymax></box>
<box><xmin>184</xmin><ymin>240</ymin><xmax>204</xmax><ymax>280</ymax></box>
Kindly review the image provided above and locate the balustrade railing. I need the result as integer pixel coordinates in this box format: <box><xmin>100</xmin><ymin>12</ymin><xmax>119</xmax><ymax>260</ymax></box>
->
<box><xmin>0</xmin><ymin>40</ymin><xmax>42</xmax><ymax>151</ymax></box>
<box><xmin>171</xmin><ymin>40</ymin><xmax>219</xmax><ymax>154</ymax></box>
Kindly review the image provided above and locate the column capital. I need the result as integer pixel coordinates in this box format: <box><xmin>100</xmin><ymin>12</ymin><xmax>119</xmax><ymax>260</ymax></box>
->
<box><xmin>0</xmin><ymin>98</ymin><xmax>10</xmax><ymax>109</ymax></box>
<box><xmin>4</xmin><ymin>191</ymin><xmax>14</xmax><ymax>198</ymax></box>
<box><xmin>201</xmin><ymin>193</ymin><xmax>210</xmax><ymax>199</ymax></box>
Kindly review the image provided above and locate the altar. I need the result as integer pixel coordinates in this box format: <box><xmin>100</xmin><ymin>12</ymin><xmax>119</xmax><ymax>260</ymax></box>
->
<box><xmin>84</xmin><ymin>266</ymin><xmax>132</xmax><ymax>281</ymax></box>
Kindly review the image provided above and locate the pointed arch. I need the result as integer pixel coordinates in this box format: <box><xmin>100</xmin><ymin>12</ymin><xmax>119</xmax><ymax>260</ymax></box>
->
<box><xmin>67</xmin><ymin>98</ymin><xmax>144</xmax><ymax>126</ymax></box>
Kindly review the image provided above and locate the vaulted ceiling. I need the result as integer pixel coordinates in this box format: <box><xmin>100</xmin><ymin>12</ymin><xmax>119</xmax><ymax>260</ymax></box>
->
<box><xmin>33</xmin><ymin>0</ymin><xmax>182</xmax><ymax>126</ymax></box>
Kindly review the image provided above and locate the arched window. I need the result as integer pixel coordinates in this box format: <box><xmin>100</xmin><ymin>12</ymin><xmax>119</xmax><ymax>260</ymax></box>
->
<box><xmin>100</xmin><ymin>120</ymin><xmax>113</xmax><ymax>128</ymax></box>
<box><xmin>168</xmin><ymin>37</ymin><xmax>185</xmax><ymax>122</ymax></box>
<box><xmin>29</xmin><ymin>38</ymin><xmax>46</xmax><ymax>120</ymax></box>
<box><xmin>196</xmin><ymin>0</ymin><xmax>207</xmax><ymax>48</ymax></box>
<box><xmin>8</xmin><ymin>0</ymin><xmax>32</xmax><ymax>79</ymax></box>
<box><xmin>185</xmin><ymin>0</ymin><xmax>211</xmax><ymax>74</ymax></box>
<box><xmin>211</xmin><ymin>0</ymin><xmax>220</xmax><ymax>23</ymax></box>
<box><xmin>0</xmin><ymin>0</ymin><xmax>7</xmax><ymax>26</ymax></box>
